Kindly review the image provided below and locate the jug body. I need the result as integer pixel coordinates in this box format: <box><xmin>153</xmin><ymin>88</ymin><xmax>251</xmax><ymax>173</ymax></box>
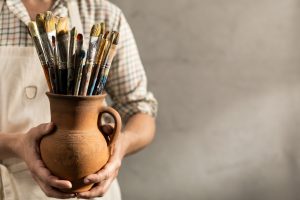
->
<box><xmin>40</xmin><ymin>92</ymin><xmax>121</xmax><ymax>192</ymax></box>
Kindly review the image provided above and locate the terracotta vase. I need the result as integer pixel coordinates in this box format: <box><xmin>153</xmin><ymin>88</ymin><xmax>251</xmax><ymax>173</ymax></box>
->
<box><xmin>40</xmin><ymin>92</ymin><xmax>121</xmax><ymax>193</ymax></box>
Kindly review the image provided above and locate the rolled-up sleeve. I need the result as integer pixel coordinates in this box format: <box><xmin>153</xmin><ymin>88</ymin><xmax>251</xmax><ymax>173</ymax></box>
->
<box><xmin>105</xmin><ymin>11</ymin><xmax>158</xmax><ymax>123</ymax></box>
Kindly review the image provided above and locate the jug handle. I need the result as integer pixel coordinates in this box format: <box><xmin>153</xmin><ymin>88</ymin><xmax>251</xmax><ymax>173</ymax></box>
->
<box><xmin>98</xmin><ymin>107</ymin><xmax>122</xmax><ymax>152</ymax></box>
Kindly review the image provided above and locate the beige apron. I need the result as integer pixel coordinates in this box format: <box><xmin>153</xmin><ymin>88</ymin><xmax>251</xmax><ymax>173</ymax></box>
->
<box><xmin>0</xmin><ymin>1</ymin><xmax>121</xmax><ymax>199</ymax></box>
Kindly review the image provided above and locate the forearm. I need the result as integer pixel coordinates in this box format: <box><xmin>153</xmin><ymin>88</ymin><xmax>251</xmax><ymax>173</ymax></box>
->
<box><xmin>0</xmin><ymin>133</ymin><xmax>22</xmax><ymax>160</ymax></box>
<box><xmin>120</xmin><ymin>113</ymin><xmax>156</xmax><ymax>157</ymax></box>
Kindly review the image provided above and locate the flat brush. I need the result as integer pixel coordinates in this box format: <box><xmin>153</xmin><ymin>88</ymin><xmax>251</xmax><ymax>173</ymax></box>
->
<box><xmin>28</xmin><ymin>21</ymin><xmax>52</xmax><ymax>92</ymax></box>
<box><xmin>44</xmin><ymin>11</ymin><xmax>56</xmax><ymax>50</ymax></box>
<box><xmin>88</xmin><ymin>31</ymin><xmax>110</xmax><ymax>95</ymax></box>
<box><xmin>52</xmin><ymin>36</ymin><xmax>60</xmax><ymax>93</ymax></box>
<box><xmin>36</xmin><ymin>13</ymin><xmax>48</xmax><ymax>47</ymax></box>
<box><xmin>95</xmin><ymin>31</ymin><xmax>119</xmax><ymax>95</ymax></box>
<box><xmin>74</xmin><ymin>50</ymin><xmax>86</xmax><ymax>96</ymax></box>
<box><xmin>67</xmin><ymin>27</ymin><xmax>77</xmax><ymax>94</ymax></box>
<box><xmin>100</xmin><ymin>23</ymin><xmax>105</xmax><ymax>37</ymax></box>
<box><xmin>56</xmin><ymin>17</ymin><xmax>69</xmax><ymax>94</ymax></box>
<box><xmin>73</xmin><ymin>33</ymin><xmax>84</xmax><ymax>86</ymax></box>
<box><xmin>92</xmin><ymin>31</ymin><xmax>110</xmax><ymax>95</ymax></box>
<box><xmin>80</xmin><ymin>24</ymin><xmax>101</xmax><ymax>96</ymax></box>
<box><xmin>88</xmin><ymin>23</ymin><xmax>105</xmax><ymax>89</ymax></box>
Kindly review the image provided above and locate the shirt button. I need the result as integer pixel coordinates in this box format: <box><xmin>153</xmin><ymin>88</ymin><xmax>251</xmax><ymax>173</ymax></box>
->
<box><xmin>25</xmin><ymin>86</ymin><xmax>38</xmax><ymax>99</ymax></box>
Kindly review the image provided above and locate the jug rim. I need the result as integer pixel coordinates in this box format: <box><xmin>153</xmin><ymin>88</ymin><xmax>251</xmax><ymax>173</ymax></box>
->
<box><xmin>46</xmin><ymin>92</ymin><xmax>107</xmax><ymax>100</ymax></box>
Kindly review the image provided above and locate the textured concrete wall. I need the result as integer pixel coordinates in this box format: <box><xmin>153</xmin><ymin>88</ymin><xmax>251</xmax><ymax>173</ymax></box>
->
<box><xmin>110</xmin><ymin>0</ymin><xmax>300</xmax><ymax>199</ymax></box>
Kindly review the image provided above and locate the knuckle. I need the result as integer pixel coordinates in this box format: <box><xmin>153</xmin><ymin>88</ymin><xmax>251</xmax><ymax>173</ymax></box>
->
<box><xmin>44</xmin><ymin>190</ymin><xmax>53</xmax><ymax>198</ymax></box>
<box><xmin>115</xmin><ymin>160</ymin><xmax>122</xmax><ymax>168</ymax></box>
<box><xmin>34</xmin><ymin>124</ymin><xmax>44</xmax><ymax>131</ymax></box>
<box><xmin>43</xmin><ymin>177</ymin><xmax>52</xmax><ymax>186</ymax></box>
<box><xmin>103</xmin><ymin>172</ymin><xmax>110</xmax><ymax>180</ymax></box>
<box><xmin>98</xmin><ymin>187</ymin><xmax>107</xmax><ymax>197</ymax></box>
<box><xmin>115</xmin><ymin>170</ymin><xmax>119</xmax><ymax>177</ymax></box>
<box><xmin>98</xmin><ymin>191</ymin><xmax>104</xmax><ymax>197</ymax></box>
<box><xmin>44</xmin><ymin>180</ymin><xmax>51</xmax><ymax>186</ymax></box>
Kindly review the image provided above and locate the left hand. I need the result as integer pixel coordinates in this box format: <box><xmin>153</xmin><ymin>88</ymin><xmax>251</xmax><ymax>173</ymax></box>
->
<box><xmin>77</xmin><ymin>124</ymin><xmax>124</xmax><ymax>199</ymax></box>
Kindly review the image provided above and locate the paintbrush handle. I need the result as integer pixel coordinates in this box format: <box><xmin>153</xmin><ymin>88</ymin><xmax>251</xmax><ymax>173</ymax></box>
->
<box><xmin>58</xmin><ymin>68</ymin><xmax>68</xmax><ymax>94</ymax></box>
<box><xmin>31</xmin><ymin>36</ymin><xmax>52</xmax><ymax>92</ymax></box>
<box><xmin>94</xmin><ymin>45</ymin><xmax>117</xmax><ymax>94</ymax></box>
<box><xmin>74</xmin><ymin>64</ymin><xmax>84</xmax><ymax>96</ymax></box>
<box><xmin>80</xmin><ymin>62</ymin><xmax>94</xmax><ymax>96</ymax></box>
<box><xmin>41</xmin><ymin>64</ymin><xmax>52</xmax><ymax>92</ymax></box>
<box><xmin>67</xmin><ymin>51</ymin><xmax>75</xmax><ymax>95</ymax></box>
<box><xmin>47</xmin><ymin>63</ymin><xmax>56</xmax><ymax>93</ymax></box>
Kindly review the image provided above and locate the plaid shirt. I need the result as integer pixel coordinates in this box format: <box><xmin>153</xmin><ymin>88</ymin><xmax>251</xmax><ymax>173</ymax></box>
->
<box><xmin>0</xmin><ymin>0</ymin><xmax>157</xmax><ymax>122</ymax></box>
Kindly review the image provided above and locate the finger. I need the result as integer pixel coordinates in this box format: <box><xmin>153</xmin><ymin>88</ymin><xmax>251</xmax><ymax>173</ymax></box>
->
<box><xmin>45</xmin><ymin>175</ymin><xmax>73</xmax><ymax>189</ymax></box>
<box><xmin>77</xmin><ymin>177</ymin><xmax>114</xmax><ymax>199</ymax></box>
<box><xmin>84</xmin><ymin>161</ymin><xmax>117</xmax><ymax>184</ymax></box>
<box><xmin>85</xmin><ymin>154</ymin><xmax>122</xmax><ymax>184</ymax></box>
<box><xmin>84</xmin><ymin>167</ymin><xmax>111</xmax><ymax>184</ymax></box>
<box><xmin>33</xmin><ymin>123</ymin><xmax>55</xmax><ymax>139</ymax></box>
<box><xmin>101</xmin><ymin>124</ymin><xmax>114</xmax><ymax>136</ymax></box>
<box><xmin>34</xmin><ymin>175</ymin><xmax>75</xmax><ymax>199</ymax></box>
<box><xmin>33</xmin><ymin>161</ymin><xmax>72</xmax><ymax>189</ymax></box>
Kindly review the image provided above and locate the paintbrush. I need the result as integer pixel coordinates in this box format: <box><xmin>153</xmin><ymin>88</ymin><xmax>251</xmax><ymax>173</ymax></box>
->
<box><xmin>74</xmin><ymin>50</ymin><xmax>86</xmax><ymax>96</ymax></box>
<box><xmin>36</xmin><ymin>13</ymin><xmax>49</xmax><ymax>48</ymax></box>
<box><xmin>88</xmin><ymin>22</ymin><xmax>105</xmax><ymax>92</ymax></box>
<box><xmin>28</xmin><ymin>21</ymin><xmax>52</xmax><ymax>92</ymax></box>
<box><xmin>36</xmin><ymin>13</ymin><xmax>52</xmax><ymax>58</ymax></box>
<box><xmin>56</xmin><ymin>17</ymin><xmax>69</xmax><ymax>94</ymax></box>
<box><xmin>73</xmin><ymin>33</ymin><xmax>84</xmax><ymax>87</ymax></box>
<box><xmin>36</xmin><ymin>13</ymin><xmax>58</xmax><ymax>92</ymax></box>
<box><xmin>36</xmin><ymin>13</ymin><xmax>57</xmax><ymax>91</ymax></box>
<box><xmin>99</xmin><ymin>23</ymin><xmax>105</xmax><ymax>38</ymax></box>
<box><xmin>52</xmin><ymin>36</ymin><xmax>60</xmax><ymax>93</ymax></box>
<box><xmin>95</xmin><ymin>31</ymin><xmax>119</xmax><ymax>95</ymax></box>
<box><xmin>92</xmin><ymin>31</ymin><xmax>111</xmax><ymax>95</ymax></box>
<box><xmin>75</xmin><ymin>33</ymin><xmax>83</xmax><ymax>55</ymax></box>
<box><xmin>67</xmin><ymin>27</ymin><xmax>77</xmax><ymax>94</ymax></box>
<box><xmin>44</xmin><ymin>11</ymin><xmax>56</xmax><ymax>50</ymax></box>
<box><xmin>88</xmin><ymin>31</ymin><xmax>110</xmax><ymax>95</ymax></box>
<box><xmin>79</xmin><ymin>24</ymin><xmax>101</xmax><ymax>96</ymax></box>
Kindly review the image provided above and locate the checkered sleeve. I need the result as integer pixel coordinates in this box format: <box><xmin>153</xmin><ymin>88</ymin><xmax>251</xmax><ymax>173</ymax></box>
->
<box><xmin>105</xmin><ymin>11</ymin><xmax>158</xmax><ymax>123</ymax></box>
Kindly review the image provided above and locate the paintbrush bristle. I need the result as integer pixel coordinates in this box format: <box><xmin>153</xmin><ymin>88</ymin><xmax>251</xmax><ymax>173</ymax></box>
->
<box><xmin>56</xmin><ymin>17</ymin><xmax>69</xmax><ymax>36</ymax></box>
<box><xmin>100</xmin><ymin>22</ymin><xmax>105</xmax><ymax>35</ymax></box>
<box><xmin>28</xmin><ymin>21</ymin><xmax>39</xmax><ymax>37</ymax></box>
<box><xmin>54</xmin><ymin>16</ymin><xmax>59</xmax><ymax>25</ymax></box>
<box><xmin>90</xmin><ymin>24</ymin><xmax>101</xmax><ymax>37</ymax></box>
<box><xmin>70</xmin><ymin>27</ymin><xmax>77</xmax><ymax>37</ymax></box>
<box><xmin>109</xmin><ymin>31</ymin><xmax>115</xmax><ymax>41</ymax></box>
<box><xmin>112</xmin><ymin>32</ymin><xmax>119</xmax><ymax>45</ymax></box>
<box><xmin>44</xmin><ymin>11</ymin><xmax>56</xmax><ymax>33</ymax></box>
<box><xmin>104</xmin><ymin>31</ymin><xmax>110</xmax><ymax>39</ymax></box>
<box><xmin>36</xmin><ymin>13</ymin><xmax>46</xmax><ymax>34</ymax></box>
<box><xmin>77</xmin><ymin>33</ymin><xmax>83</xmax><ymax>41</ymax></box>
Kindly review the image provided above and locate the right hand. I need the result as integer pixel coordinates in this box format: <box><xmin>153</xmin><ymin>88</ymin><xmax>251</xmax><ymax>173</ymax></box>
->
<box><xmin>16</xmin><ymin>123</ymin><xmax>75</xmax><ymax>199</ymax></box>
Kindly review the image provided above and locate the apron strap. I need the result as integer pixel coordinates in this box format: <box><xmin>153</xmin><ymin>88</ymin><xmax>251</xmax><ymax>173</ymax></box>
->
<box><xmin>67</xmin><ymin>0</ymin><xmax>84</xmax><ymax>34</ymax></box>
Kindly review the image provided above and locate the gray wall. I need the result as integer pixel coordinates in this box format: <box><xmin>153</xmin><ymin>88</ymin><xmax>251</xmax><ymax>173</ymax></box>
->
<box><xmin>110</xmin><ymin>0</ymin><xmax>300</xmax><ymax>199</ymax></box>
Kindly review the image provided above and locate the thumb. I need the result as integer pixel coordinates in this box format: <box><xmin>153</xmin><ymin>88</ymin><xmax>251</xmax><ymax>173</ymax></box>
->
<box><xmin>33</xmin><ymin>123</ymin><xmax>55</xmax><ymax>140</ymax></box>
<box><xmin>101</xmin><ymin>123</ymin><xmax>115</xmax><ymax>136</ymax></box>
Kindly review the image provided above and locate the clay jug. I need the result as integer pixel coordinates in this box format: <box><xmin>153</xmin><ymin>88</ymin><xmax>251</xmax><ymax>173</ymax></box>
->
<box><xmin>40</xmin><ymin>92</ymin><xmax>121</xmax><ymax>193</ymax></box>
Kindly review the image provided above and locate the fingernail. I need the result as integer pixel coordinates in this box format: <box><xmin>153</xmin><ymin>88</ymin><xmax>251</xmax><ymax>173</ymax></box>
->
<box><xmin>67</xmin><ymin>182</ymin><xmax>72</xmax><ymax>188</ymax></box>
<box><xmin>84</xmin><ymin>179</ymin><xmax>90</xmax><ymax>184</ymax></box>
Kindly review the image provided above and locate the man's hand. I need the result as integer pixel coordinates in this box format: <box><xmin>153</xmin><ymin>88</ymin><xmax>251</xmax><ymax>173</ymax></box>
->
<box><xmin>16</xmin><ymin>123</ymin><xmax>75</xmax><ymax>199</ymax></box>
<box><xmin>77</xmin><ymin>124</ymin><xmax>124</xmax><ymax>199</ymax></box>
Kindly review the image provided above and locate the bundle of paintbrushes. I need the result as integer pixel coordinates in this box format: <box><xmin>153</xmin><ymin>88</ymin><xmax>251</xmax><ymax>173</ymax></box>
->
<box><xmin>28</xmin><ymin>11</ymin><xmax>119</xmax><ymax>96</ymax></box>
